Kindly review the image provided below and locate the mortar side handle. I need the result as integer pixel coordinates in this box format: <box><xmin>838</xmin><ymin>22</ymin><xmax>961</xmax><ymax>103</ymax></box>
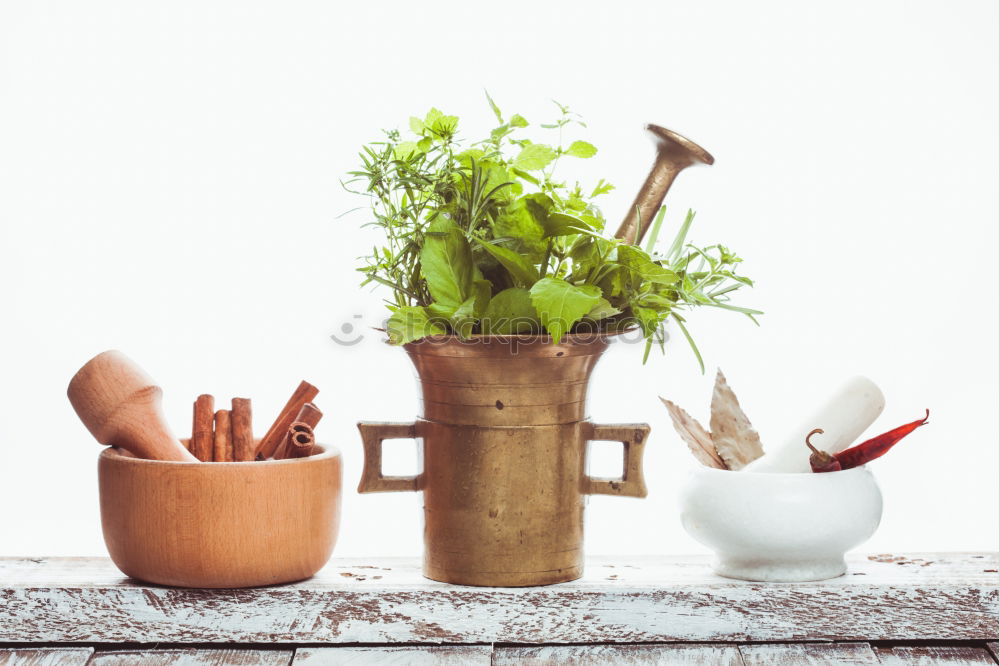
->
<box><xmin>583</xmin><ymin>422</ymin><xmax>650</xmax><ymax>498</ymax></box>
<box><xmin>357</xmin><ymin>422</ymin><xmax>420</xmax><ymax>493</ymax></box>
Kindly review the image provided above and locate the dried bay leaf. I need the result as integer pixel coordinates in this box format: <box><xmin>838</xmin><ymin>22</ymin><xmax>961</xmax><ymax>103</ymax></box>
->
<box><xmin>710</xmin><ymin>369</ymin><xmax>764</xmax><ymax>470</ymax></box>
<box><xmin>661</xmin><ymin>398</ymin><xmax>727</xmax><ymax>469</ymax></box>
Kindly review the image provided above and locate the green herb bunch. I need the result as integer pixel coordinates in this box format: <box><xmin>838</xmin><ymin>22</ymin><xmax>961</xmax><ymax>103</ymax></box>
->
<box><xmin>346</xmin><ymin>95</ymin><xmax>759</xmax><ymax>368</ymax></box>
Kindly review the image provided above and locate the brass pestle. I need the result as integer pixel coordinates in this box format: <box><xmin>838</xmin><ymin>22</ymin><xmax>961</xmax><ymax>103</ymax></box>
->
<box><xmin>614</xmin><ymin>125</ymin><xmax>714</xmax><ymax>245</ymax></box>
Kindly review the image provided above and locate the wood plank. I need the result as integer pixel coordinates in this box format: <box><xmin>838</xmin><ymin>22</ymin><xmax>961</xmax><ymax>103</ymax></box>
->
<box><xmin>493</xmin><ymin>644</ymin><xmax>744</xmax><ymax>665</ymax></box>
<box><xmin>986</xmin><ymin>642</ymin><xmax>998</xmax><ymax>662</ymax></box>
<box><xmin>0</xmin><ymin>649</ymin><xmax>93</xmax><ymax>666</ymax></box>
<box><xmin>291</xmin><ymin>647</ymin><xmax>490</xmax><ymax>665</ymax></box>
<box><xmin>87</xmin><ymin>650</ymin><xmax>293</xmax><ymax>665</ymax></box>
<box><xmin>874</xmin><ymin>646</ymin><xmax>996</xmax><ymax>665</ymax></box>
<box><xmin>741</xmin><ymin>643</ymin><xmax>879</xmax><ymax>665</ymax></box>
<box><xmin>0</xmin><ymin>553</ymin><xmax>995</xmax><ymax>643</ymax></box>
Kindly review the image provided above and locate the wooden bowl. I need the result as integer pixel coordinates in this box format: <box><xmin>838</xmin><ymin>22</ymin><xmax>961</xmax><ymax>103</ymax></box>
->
<box><xmin>98</xmin><ymin>444</ymin><xmax>342</xmax><ymax>588</ymax></box>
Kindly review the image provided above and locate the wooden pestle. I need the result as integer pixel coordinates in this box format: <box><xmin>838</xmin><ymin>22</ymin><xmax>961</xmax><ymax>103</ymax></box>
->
<box><xmin>68</xmin><ymin>350</ymin><xmax>197</xmax><ymax>462</ymax></box>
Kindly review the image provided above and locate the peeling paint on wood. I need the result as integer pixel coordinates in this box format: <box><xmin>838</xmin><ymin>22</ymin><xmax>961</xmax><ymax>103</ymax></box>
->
<box><xmin>873</xmin><ymin>646</ymin><xmax>997</xmax><ymax>665</ymax></box>
<box><xmin>0</xmin><ymin>648</ymin><xmax>93</xmax><ymax>666</ymax></box>
<box><xmin>0</xmin><ymin>554</ymin><xmax>995</xmax><ymax>644</ymax></box>
<box><xmin>493</xmin><ymin>644</ymin><xmax>743</xmax><ymax>665</ymax></box>
<box><xmin>740</xmin><ymin>642</ymin><xmax>879</xmax><ymax>665</ymax></box>
<box><xmin>291</xmin><ymin>647</ymin><xmax>491</xmax><ymax>664</ymax></box>
<box><xmin>87</xmin><ymin>649</ymin><xmax>293</xmax><ymax>665</ymax></box>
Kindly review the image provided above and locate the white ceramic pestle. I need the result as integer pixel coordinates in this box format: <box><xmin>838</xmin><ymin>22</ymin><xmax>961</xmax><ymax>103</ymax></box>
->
<box><xmin>743</xmin><ymin>376</ymin><xmax>885</xmax><ymax>474</ymax></box>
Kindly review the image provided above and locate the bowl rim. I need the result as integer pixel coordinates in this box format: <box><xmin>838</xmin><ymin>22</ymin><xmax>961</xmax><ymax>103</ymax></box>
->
<box><xmin>688</xmin><ymin>464</ymin><xmax>872</xmax><ymax>478</ymax></box>
<box><xmin>99</xmin><ymin>443</ymin><xmax>341</xmax><ymax>466</ymax></box>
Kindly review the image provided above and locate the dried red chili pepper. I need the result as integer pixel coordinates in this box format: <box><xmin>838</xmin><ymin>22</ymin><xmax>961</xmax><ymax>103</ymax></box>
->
<box><xmin>806</xmin><ymin>409</ymin><xmax>930</xmax><ymax>473</ymax></box>
<box><xmin>805</xmin><ymin>428</ymin><xmax>842</xmax><ymax>472</ymax></box>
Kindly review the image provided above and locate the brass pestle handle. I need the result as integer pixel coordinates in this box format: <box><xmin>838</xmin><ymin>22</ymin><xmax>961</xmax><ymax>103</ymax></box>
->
<box><xmin>614</xmin><ymin>125</ymin><xmax>714</xmax><ymax>245</ymax></box>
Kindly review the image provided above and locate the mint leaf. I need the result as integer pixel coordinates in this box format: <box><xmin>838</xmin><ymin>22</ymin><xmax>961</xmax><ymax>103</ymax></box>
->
<box><xmin>529</xmin><ymin>277</ymin><xmax>602</xmax><ymax>343</ymax></box>
<box><xmin>631</xmin><ymin>305</ymin><xmax>662</xmax><ymax>337</ymax></box>
<box><xmin>387</xmin><ymin>306</ymin><xmax>447</xmax><ymax>344</ymax></box>
<box><xmin>409</xmin><ymin>116</ymin><xmax>425</xmax><ymax>135</ymax></box>
<box><xmin>483</xmin><ymin>288</ymin><xmax>539</xmax><ymax>334</ymax></box>
<box><xmin>585</xmin><ymin>297</ymin><xmax>621</xmax><ymax>321</ymax></box>
<box><xmin>477</xmin><ymin>240</ymin><xmax>540</xmax><ymax>286</ymax></box>
<box><xmin>424</xmin><ymin>107</ymin><xmax>458</xmax><ymax>137</ymax></box>
<box><xmin>617</xmin><ymin>246</ymin><xmax>679</xmax><ymax>286</ymax></box>
<box><xmin>510</xmin><ymin>114</ymin><xmax>528</xmax><ymax>128</ymax></box>
<box><xmin>513</xmin><ymin>143</ymin><xmax>557</xmax><ymax>171</ymax></box>
<box><xmin>542</xmin><ymin>212</ymin><xmax>596</xmax><ymax>238</ymax></box>
<box><xmin>421</xmin><ymin>219</ymin><xmax>478</xmax><ymax>312</ymax></box>
<box><xmin>424</xmin><ymin>108</ymin><xmax>443</xmax><ymax>127</ymax></box>
<box><xmin>565</xmin><ymin>140</ymin><xmax>597</xmax><ymax>158</ymax></box>
<box><xmin>456</xmin><ymin>148</ymin><xmax>486</xmax><ymax>168</ymax></box>
<box><xmin>394</xmin><ymin>141</ymin><xmax>420</xmax><ymax>160</ymax></box>
<box><xmin>494</xmin><ymin>197</ymin><xmax>548</xmax><ymax>258</ymax></box>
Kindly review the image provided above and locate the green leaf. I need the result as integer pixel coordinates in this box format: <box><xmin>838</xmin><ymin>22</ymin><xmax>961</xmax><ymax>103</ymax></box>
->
<box><xmin>493</xmin><ymin>196</ymin><xmax>548</xmax><ymax>258</ymax></box>
<box><xmin>473</xmin><ymin>279</ymin><xmax>492</xmax><ymax>316</ymax></box>
<box><xmin>387</xmin><ymin>306</ymin><xmax>447</xmax><ymax>345</ymax></box>
<box><xmin>585</xmin><ymin>297</ymin><xmax>621</xmax><ymax>321</ymax></box>
<box><xmin>424</xmin><ymin>108</ymin><xmax>443</xmax><ymax>126</ymax></box>
<box><xmin>565</xmin><ymin>140</ymin><xmax>597</xmax><ymax>158</ymax></box>
<box><xmin>427</xmin><ymin>301</ymin><xmax>458</xmax><ymax>320</ymax></box>
<box><xmin>510</xmin><ymin>167</ymin><xmax>539</xmax><ymax>185</ymax></box>
<box><xmin>420</xmin><ymin>219</ymin><xmax>477</xmax><ymax>311</ymax></box>
<box><xmin>513</xmin><ymin>143</ymin><xmax>557</xmax><ymax>171</ymax></box>
<box><xmin>409</xmin><ymin>116</ymin><xmax>425</xmax><ymax>135</ymax></box>
<box><xmin>542</xmin><ymin>212</ymin><xmax>598</xmax><ymax>238</ymax></box>
<box><xmin>449</xmin><ymin>280</ymin><xmax>491</xmax><ymax>339</ymax></box>
<box><xmin>456</xmin><ymin>149</ymin><xmax>486</xmax><ymax>168</ymax></box>
<box><xmin>394</xmin><ymin>141</ymin><xmax>420</xmax><ymax>160</ymax></box>
<box><xmin>451</xmin><ymin>296</ymin><xmax>479</xmax><ymax>339</ymax></box>
<box><xmin>617</xmin><ymin>245</ymin><xmax>679</xmax><ymax>286</ymax></box>
<box><xmin>590</xmin><ymin>179</ymin><xmax>615</xmax><ymax>197</ymax></box>
<box><xmin>424</xmin><ymin>107</ymin><xmax>458</xmax><ymax>137</ymax></box>
<box><xmin>631</xmin><ymin>305</ymin><xmax>662</xmax><ymax>337</ymax></box>
<box><xmin>665</xmin><ymin>209</ymin><xmax>696</xmax><ymax>262</ymax></box>
<box><xmin>485</xmin><ymin>90</ymin><xmax>503</xmax><ymax>123</ymax></box>
<box><xmin>644</xmin><ymin>205</ymin><xmax>667</xmax><ymax>254</ymax></box>
<box><xmin>490</xmin><ymin>124</ymin><xmax>513</xmax><ymax>143</ymax></box>
<box><xmin>672</xmin><ymin>313</ymin><xmax>705</xmax><ymax>373</ymax></box>
<box><xmin>477</xmin><ymin>240</ymin><xmax>540</xmax><ymax>286</ymax></box>
<box><xmin>529</xmin><ymin>277</ymin><xmax>602</xmax><ymax>343</ymax></box>
<box><xmin>483</xmin><ymin>288</ymin><xmax>539</xmax><ymax>334</ymax></box>
<box><xmin>509</xmin><ymin>114</ymin><xmax>528</xmax><ymax>128</ymax></box>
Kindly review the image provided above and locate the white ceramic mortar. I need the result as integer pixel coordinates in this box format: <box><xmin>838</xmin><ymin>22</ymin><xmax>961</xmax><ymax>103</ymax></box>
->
<box><xmin>679</xmin><ymin>466</ymin><xmax>882</xmax><ymax>582</ymax></box>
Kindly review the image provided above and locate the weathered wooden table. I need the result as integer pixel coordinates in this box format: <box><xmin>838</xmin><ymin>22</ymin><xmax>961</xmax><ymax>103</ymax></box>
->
<box><xmin>1</xmin><ymin>553</ymin><xmax>997</xmax><ymax>664</ymax></box>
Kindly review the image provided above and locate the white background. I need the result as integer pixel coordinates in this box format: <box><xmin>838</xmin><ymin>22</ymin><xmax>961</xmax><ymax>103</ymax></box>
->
<box><xmin>1</xmin><ymin>1</ymin><xmax>997</xmax><ymax>559</ymax></box>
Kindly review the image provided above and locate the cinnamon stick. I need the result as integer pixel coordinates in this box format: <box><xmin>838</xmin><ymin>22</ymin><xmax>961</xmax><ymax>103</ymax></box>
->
<box><xmin>191</xmin><ymin>394</ymin><xmax>214</xmax><ymax>462</ymax></box>
<box><xmin>255</xmin><ymin>381</ymin><xmax>319</xmax><ymax>459</ymax></box>
<box><xmin>273</xmin><ymin>402</ymin><xmax>322</xmax><ymax>459</ymax></box>
<box><xmin>274</xmin><ymin>422</ymin><xmax>315</xmax><ymax>459</ymax></box>
<box><xmin>213</xmin><ymin>409</ymin><xmax>233</xmax><ymax>462</ymax></box>
<box><xmin>230</xmin><ymin>397</ymin><xmax>254</xmax><ymax>462</ymax></box>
